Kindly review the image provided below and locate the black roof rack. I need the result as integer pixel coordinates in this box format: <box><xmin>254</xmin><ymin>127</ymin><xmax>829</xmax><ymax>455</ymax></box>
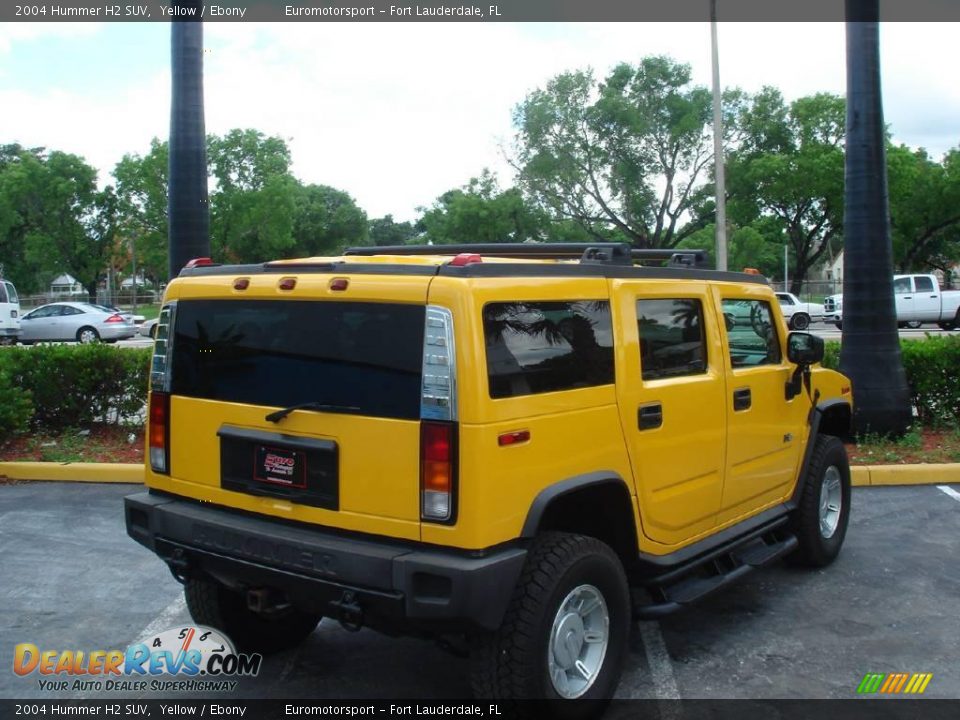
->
<box><xmin>343</xmin><ymin>243</ymin><xmax>711</xmax><ymax>269</ymax></box>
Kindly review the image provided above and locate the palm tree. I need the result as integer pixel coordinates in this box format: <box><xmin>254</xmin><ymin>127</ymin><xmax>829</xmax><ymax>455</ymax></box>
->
<box><xmin>839</xmin><ymin>1</ymin><xmax>911</xmax><ymax>435</ymax></box>
<box><xmin>168</xmin><ymin>3</ymin><xmax>210</xmax><ymax>279</ymax></box>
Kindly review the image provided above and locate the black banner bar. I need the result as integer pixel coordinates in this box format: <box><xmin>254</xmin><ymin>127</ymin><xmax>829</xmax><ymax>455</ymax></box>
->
<box><xmin>2</xmin><ymin>700</ymin><xmax>959</xmax><ymax>719</ymax></box>
<box><xmin>4</xmin><ymin>0</ymin><xmax>960</xmax><ymax>23</ymax></box>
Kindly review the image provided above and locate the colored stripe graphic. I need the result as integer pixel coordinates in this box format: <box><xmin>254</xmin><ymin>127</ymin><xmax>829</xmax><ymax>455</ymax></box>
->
<box><xmin>858</xmin><ymin>673</ymin><xmax>932</xmax><ymax>694</ymax></box>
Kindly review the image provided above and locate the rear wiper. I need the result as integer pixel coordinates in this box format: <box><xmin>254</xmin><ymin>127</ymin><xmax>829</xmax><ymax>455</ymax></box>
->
<box><xmin>265</xmin><ymin>401</ymin><xmax>360</xmax><ymax>423</ymax></box>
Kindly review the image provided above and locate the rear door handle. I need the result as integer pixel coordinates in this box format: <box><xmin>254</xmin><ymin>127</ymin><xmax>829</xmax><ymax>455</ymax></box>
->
<box><xmin>733</xmin><ymin>387</ymin><xmax>752</xmax><ymax>411</ymax></box>
<box><xmin>638</xmin><ymin>403</ymin><xmax>663</xmax><ymax>430</ymax></box>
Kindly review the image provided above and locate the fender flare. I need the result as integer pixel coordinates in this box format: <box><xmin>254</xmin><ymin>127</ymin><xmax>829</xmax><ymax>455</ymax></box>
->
<box><xmin>792</xmin><ymin>398</ymin><xmax>852</xmax><ymax>504</ymax></box>
<box><xmin>520</xmin><ymin>471</ymin><xmax>634</xmax><ymax>538</ymax></box>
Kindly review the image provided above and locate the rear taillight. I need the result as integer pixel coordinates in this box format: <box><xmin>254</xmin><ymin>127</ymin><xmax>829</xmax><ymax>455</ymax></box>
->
<box><xmin>148</xmin><ymin>303</ymin><xmax>176</xmax><ymax>475</ymax></box>
<box><xmin>420</xmin><ymin>306</ymin><xmax>457</xmax><ymax>523</ymax></box>
<box><xmin>150</xmin><ymin>303</ymin><xmax>176</xmax><ymax>391</ymax></box>
<box><xmin>421</xmin><ymin>421</ymin><xmax>455</xmax><ymax>522</ymax></box>
<box><xmin>104</xmin><ymin>314</ymin><xmax>124</xmax><ymax>323</ymax></box>
<box><xmin>149</xmin><ymin>391</ymin><xmax>170</xmax><ymax>474</ymax></box>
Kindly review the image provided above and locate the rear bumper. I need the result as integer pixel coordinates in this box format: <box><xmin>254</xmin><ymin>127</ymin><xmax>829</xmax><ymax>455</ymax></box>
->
<box><xmin>125</xmin><ymin>491</ymin><xmax>527</xmax><ymax>633</ymax></box>
<box><xmin>99</xmin><ymin>324</ymin><xmax>137</xmax><ymax>340</ymax></box>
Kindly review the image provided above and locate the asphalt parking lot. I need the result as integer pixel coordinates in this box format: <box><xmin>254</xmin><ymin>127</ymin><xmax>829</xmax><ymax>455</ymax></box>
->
<box><xmin>1</xmin><ymin>481</ymin><xmax>958</xmax><ymax>702</ymax></box>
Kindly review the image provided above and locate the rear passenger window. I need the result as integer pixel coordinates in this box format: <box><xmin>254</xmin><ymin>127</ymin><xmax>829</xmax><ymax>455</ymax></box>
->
<box><xmin>915</xmin><ymin>276</ymin><xmax>934</xmax><ymax>293</ymax></box>
<box><xmin>483</xmin><ymin>301</ymin><xmax>614</xmax><ymax>399</ymax></box>
<box><xmin>722</xmin><ymin>299</ymin><xmax>781</xmax><ymax>368</ymax></box>
<box><xmin>637</xmin><ymin>299</ymin><xmax>707</xmax><ymax>381</ymax></box>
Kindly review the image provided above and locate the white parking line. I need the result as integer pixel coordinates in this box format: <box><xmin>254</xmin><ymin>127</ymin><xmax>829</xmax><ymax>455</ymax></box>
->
<box><xmin>937</xmin><ymin>485</ymin><xmax>960</xmax><ymax>503</ymax></box>
<box><xmin>638</xmin><ymin>621</ymin><xmax>681</xmax><ymax>701</ymax></box>
<box><xmin>72</xmin><ymin>595</ymin><xmax>188</xmax><ymax>699</ymax></box>
<box><xmin>134</xmin><ymin>594</ymin><xmax>188</xmax><ymax>641</ymax></box>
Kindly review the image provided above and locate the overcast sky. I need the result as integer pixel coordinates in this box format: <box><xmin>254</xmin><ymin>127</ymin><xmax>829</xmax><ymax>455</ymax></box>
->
<box><xmin>1</xmin><ymin>22</ymin><xmax>958</xmax><ymax>222</ymax></box>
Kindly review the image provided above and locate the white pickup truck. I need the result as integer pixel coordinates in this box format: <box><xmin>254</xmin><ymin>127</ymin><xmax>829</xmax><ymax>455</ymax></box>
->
<box><xmin>825</xmin><ymin>273</ymin><xmax>960</xmax><ymax>330</ymax></box>
<box><xmin>0</xmin><ymin>278</ymin><xmax>21</xmax><ymax>345</ymax></box>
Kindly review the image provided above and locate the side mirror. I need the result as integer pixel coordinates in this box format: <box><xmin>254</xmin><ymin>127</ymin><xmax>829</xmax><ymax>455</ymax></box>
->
<box><xmin>787</xmin><ymin>332</ymin><xmax>824</xmax><ymax>366</ymax></box>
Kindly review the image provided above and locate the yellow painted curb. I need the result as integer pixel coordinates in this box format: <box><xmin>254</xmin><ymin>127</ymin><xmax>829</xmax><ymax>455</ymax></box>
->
<box><xmin>0</xmin><ymin>462</ymin><xmax>144</xmax><ymax>484</ymax></box>
<box><xmin>851</xmin><ymin>463</ymin><xmax>960</xmax><ymax>487</ymax></box>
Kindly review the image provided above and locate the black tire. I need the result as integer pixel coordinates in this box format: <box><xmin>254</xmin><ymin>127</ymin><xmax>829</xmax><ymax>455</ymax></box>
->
<box><xmin>787</xmin><ymin>435</ymin><xmax>851</xmax><ymax>568</ymax></box>
<box><xmin>939</xmin><ymin>316</ymin><xmax>957</xmax><ymax>331</ymax></box>
<box><xmin>834</xmin><ymin>322</ymin><xmax>842</xmax><ymax>330</ymax></box>
<box><xmin>184</xmin><ymin>576</ymin><xmax>321</xmax><ymax>654</ymax></box>
<box><xmin>790</xmin><ymin>313</ymin><xmax>811</xmax><ymax>331</ymax></box>
<box><xmin>76</xmin><ymin>326</ymin><xmax>100</xmax><ymax>344</ymax></box>
<box><xmin>470</xmin><ymin>533</ymin><xmax>630</xmax><ymax>719</ymax></box>
<box><xmin>149</xmin><ymin>324</ymin><xmax>158</xmax><ymax>339</ymax></box>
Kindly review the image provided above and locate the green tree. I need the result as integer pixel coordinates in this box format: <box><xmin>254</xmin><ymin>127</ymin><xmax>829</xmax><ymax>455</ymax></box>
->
<box><xmin>1</xmin><ymin>149</ymin><xmax>115</xmax><ymax>299</ymax></box>
<box><xmin>292</xmin><ymin>184</ymin><xmax>368</xmax><ymax>256</ymax></box>
<box><xmin>512</xmin><ymin>57</ymin><xmax>742</xmax><ymax>247</ymax></box>
<box><xmin>114</xmin><ymin>139</ymin><xmax>169</xmax><ymax>285</ymax></box>
<box><xmin>887</xmin><ymin>144</ymin><xmax>960</xmax><ymax>273</ymax></box>
<box><xmin>418</xmin><ymin>170</ymin><xmax>548</xmax><ymax>245</ymax></box>
<box><xmin>727</xmin><ymin>89</ymin><xmax>846</xmax><ymax>294</ymax></box>
<box><xmin>207</xmin><ymin>129</ymin><xmax>297</xmax><ymax>262</ymax></box>
<box><xmin>369</xmin><ymin>215</ymin><xmax>418</xmax><ymax>246</ymax></box>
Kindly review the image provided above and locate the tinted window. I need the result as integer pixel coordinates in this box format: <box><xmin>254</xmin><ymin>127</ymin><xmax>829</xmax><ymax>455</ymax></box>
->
<box><xmin>0</xmin><ymin>284</ymin><xmax>6</xmax><ymax>303</ymax></box>
<box><xmin>6</xmin><ymin>283</ymin><xmax>17</xmax><ymax>304</ymax></box>
<box><xmin>894</xmin><ymin>277</ymin><xmax>911</xmax><ymax>294</ymax></box>
<box><xmin>171</xmin><ymin>300</ymin><xmax>425</xmax><ymax>420</ymax></box>
<box><xmin>722</xmin><ymin>299</ymin><xmax>781</xmax><ymax>368</ymax></box>
<box><xmin>637</xmin><ymin>299</ymin><xmax>707</xmax><ymax>380</ymax></box>
<box><xmin>915</xmin><ymin>276</ymin><xmax>934</xmax><ymax>292</ymax></box>
<box><xmin>483</xmin><ymin>301</ymin><xmax>614</xmax><ymax>399</ymax></box>
<box><xmin>61</xmin><ymin>306</ymin><xmax>84</xmax><ymax>316</ymax></box>
<box><xmin>776</xmin><ymin>293</ymin><xmax>795</xmax><ymax>306</ymax></box>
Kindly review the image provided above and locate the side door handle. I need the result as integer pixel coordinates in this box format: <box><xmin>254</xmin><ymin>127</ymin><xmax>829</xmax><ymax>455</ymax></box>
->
<box><xmin>733</xmin><ymin>387</ymin><xmax>752</xmax><ymax>411</ymax></box>
<box><xmin>638</xmin><ymin>403</ymin><xmax>663</xmax><ymax>430</ymax></box>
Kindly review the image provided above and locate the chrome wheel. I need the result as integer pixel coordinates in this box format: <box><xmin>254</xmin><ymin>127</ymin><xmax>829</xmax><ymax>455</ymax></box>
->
<box><xmin>78</xmin><ymin>328</ymin><xmax>99</xmax><ymax>344</ymax></box>
<box><xmin>819</xmin><ymin>466</ymin><xmax>842</xmax><ymax>539</ymax></box>
<box><xmin>547</xmin><ymin>583</ymin><xmax>609</xmax><ymax>699</ymax></box>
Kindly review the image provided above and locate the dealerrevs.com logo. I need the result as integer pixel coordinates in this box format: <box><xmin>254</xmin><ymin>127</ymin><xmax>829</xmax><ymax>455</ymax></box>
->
<box><xmin>13</xmin><ymin>626</ymin><xmax>262</xmax><ymax>692</ymax></box>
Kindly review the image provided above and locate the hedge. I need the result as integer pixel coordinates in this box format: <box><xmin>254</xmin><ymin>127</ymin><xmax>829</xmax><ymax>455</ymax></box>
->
<box><xmin>823</xmin><ymin>336</ymin><xmax>960</xmax><ymax>427</ymax></box>
<box><xmin>0</xmin><ymin>345</ymin><xmax>151</xmax><ymax>437</ymax></box>
<box><xmin>0</xmin><ymin>336</ymin><xmax>957</xmax><ymax>439</ymax></box>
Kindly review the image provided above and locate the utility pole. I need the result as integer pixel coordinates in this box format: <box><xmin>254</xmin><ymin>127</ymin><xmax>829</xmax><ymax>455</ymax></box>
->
<box><xmin>710</xmin><ymin>0</ymin><xmax>728</xmax><ymax>271</ymax></box>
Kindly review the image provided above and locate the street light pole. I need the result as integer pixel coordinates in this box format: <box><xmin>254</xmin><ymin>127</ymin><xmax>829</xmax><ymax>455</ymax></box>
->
<box><xmin>711</xmin><ymin>0</ymin><xmax>728</xmax><ymax>271</ymax></box>
<box><xmin>784</xmin><ymin>244</ymin><xmax>789</xmax><ymax>292</ymax></box>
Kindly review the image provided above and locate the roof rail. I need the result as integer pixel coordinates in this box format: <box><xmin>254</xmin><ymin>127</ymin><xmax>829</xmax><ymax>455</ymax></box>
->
<box><xmin>343</xmin><ymin>243</ymin><xmax>711</xmax><ymax>268</ymax></box>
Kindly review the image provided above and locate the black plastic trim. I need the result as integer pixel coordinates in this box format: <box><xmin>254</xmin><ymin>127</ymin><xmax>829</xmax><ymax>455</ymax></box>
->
<box><xmin>217</xmin><ymin>426</ymin><xmax>336</xmax><ymax>453</ymax></box>
<box><xmin>792</xmin><ymin>397</ymin><xmax>852</xmax><ymax>504</ymax></box>
<box><xmin>635</xmin><ymin>503</ymin><xmax>794</xmax><ymax>569</ymax></box>
<box><xmin>124</xmin><ymin>492</ymin><xmax>526</xmax><ymax>632</ymax></box>
<box><xmin>179</xmin><ymin>262</ymin><xmax>442</xmax><ymax>278</ymax></box>
<box><xmin>520</xmin><ymin>471</ymin><xmax>630</xmax><ymax>538</ymax></box>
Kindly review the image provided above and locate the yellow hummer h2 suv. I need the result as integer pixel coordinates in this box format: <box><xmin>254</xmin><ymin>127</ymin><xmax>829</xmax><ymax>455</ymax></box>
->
<box><xmin>126</xmin><ymin>243</ymin><xmax>852</xmax><ymax>712</ymax></box>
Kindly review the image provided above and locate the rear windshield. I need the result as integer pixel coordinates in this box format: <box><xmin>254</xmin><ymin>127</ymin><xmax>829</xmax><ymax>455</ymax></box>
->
<box><xmin>170</xmin><ymin>300</ymin><xmax>425</xmax><ymax>420</ymax></box>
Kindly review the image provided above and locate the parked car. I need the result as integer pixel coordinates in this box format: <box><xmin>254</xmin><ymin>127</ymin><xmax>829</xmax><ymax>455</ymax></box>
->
<box><xmin>19</xmin><ymin>302</ymin><xmax>138</xmax><ymax>344</ymax></box>
<box><xmin>127</xmin><ymin>243</ymin><xmax>852</xmax><ymax>709</ymax></box>
<box><xmin>139</xmin><ymin>318</ymin><xmax>158</xmax><ymax>338</ymax></box>
<box><xmin>0</xmin><ymin>278</ymin><xmax>21</xmax><ymax>345</ymax></box>
<box><xmin>775</xmin><ymin>292</ymin><xmax>824</xmax><ymax>330</ymax></box>
<box><xmin>825</xmin><ymin>274</ymin><xmax>960</xmax><ymax>329</ymax></box>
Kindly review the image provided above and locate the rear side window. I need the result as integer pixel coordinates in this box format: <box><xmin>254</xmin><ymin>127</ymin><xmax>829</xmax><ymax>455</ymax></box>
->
<box><xmin>915</xmin><ymin>276</ymin><xmax>934</xmax><ymax>292</ymax></box>
<box><xmin>483</xmin><ymin>301</ymin><xmax>614</xmax><ymax>399</ymax></box>
<box><xmin>6</xmin><ymin>283</ymin><xmax>16</xmax><ymax>304</ymax></box>
<box><xmin>637</xmin><ymin>299</ymin><xmax>707</xmax><ymax>380</ymax></box>
<box><xmin>0</xmin><ymin>284</ymin><xmax>6</xmax><ymax>303</ymax></box>
<box><xmin>171</xmin><ymin>300</ymin><xmax>425</xmax><ymax>420</ymax></box>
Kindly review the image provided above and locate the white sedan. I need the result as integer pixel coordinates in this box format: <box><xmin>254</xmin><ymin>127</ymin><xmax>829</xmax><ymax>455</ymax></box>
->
<box><xmin>775</xmin><ymin>292</ymin><xmax>824</xmax><ymax>331</ymax></box>
<box><xmin>19</xmin><ymin>302</ymin><xmax>138</xmax><ymax>344</ymax></box>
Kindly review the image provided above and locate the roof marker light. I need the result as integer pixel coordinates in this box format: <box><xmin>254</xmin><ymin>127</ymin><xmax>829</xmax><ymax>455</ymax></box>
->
<box><xmin>450</xmin><ymin>253</ymin><xmax>482</xmax><ymax>267</ymax></box>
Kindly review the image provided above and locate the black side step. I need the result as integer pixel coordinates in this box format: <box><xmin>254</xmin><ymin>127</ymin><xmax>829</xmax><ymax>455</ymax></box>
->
<box><xmin>634</xmin><ymin>532</ymin><xmax>798</xmax><ymax>619</ymax></box>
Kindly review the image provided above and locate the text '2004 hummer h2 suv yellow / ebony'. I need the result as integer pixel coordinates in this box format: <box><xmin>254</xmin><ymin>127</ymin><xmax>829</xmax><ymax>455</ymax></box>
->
<box><xmin>125</xmin><ymin>243</ymin><xmax>853</xmax><ymax>714</ymax></box>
